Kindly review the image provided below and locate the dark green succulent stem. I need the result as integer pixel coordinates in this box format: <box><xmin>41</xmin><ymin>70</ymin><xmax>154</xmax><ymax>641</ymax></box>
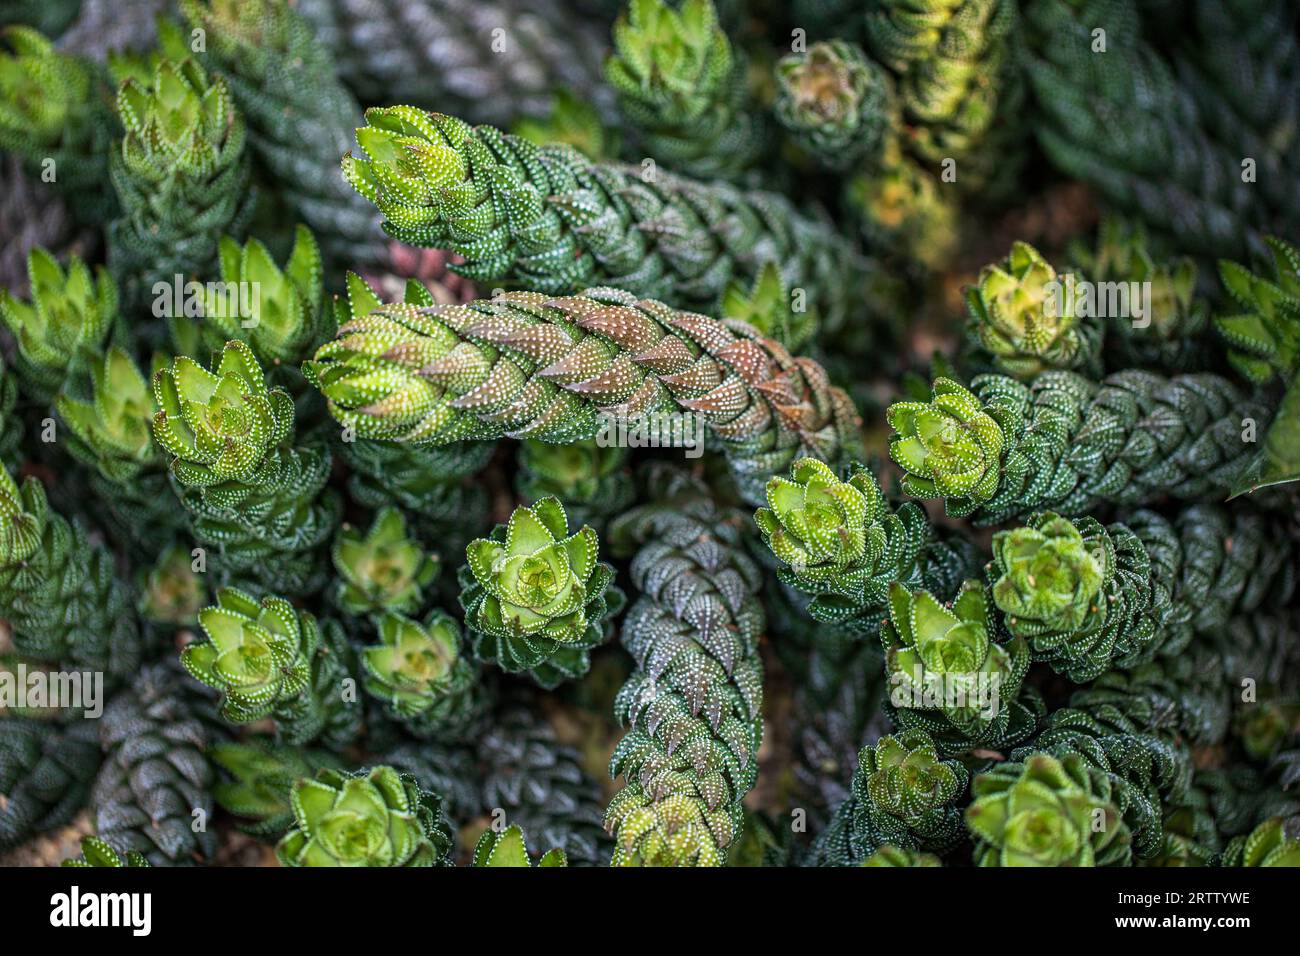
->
<box><xmin>152</xmin><ymin>340</ymin><xmax>341</xmax><ymax>595</ymax></box>
<box><xmin>605</xmin><ymin>0</ymin><xmax>766</xmax><ymax>181</ymax></box>
<box><xmin>341</xmin><ymin>105</ymin><xmax>873</xmax><ymax>338</ymax></box>
<box><xmin>106</xmin><ymin>54</ymin><xmax>255</xmax><ymax>316</ymax></box>
<box><xmin>888</xmin><ymin>371</ymin><xmax>1264</xmax><ymax>524</ymax></box>
<box><xmin>179</xmin><ymin>0</ymin><xmax>384</xmax><ymax>270</ymax></box>
<box><xmin>305</xmin><ymin>287</ymin><xmax>861</xmax><ymax>508</ymax></box>
<box><xmin>0</xmin><ymin>717</ymin><xmax>100</xmax><ymax>851</ymax></box>
<box><xmin>91</xmin><ymin>663</ymin><xmax>217</xmax><ymax>865</ymax></box>
<box><xmin>989</xmin><ymin>505</ymin><xmax>1296</xmax><ymax>681</ymax></box>
<box><xmin>0</xmin><ymin>464</ymin><xmax>143</xmax><ymax>680</ymax></box>
<box><xmin>604</xmin><ymin>466</ymin><xmax>764</xmax><ymax>866</ymax></box>
<box><xmin>1023</xmin><ymin>0</ymin><xmax>1295</xmax><ymax>258</ymax></box>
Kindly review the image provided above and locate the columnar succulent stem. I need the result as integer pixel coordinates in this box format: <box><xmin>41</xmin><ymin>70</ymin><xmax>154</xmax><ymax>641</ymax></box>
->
<box><xmin>305</xmin><ymin>287</ymin><xmax>860</xmax><ymax>507</ymax></box>
<box><xmin>604</xmin><ymin>467</ymin><xmax>764</xmax><ymax>866</ymax></box>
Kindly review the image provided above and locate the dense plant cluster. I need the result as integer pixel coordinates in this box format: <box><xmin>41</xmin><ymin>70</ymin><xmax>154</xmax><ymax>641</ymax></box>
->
<box><xmin>0</xmin><ymin>0</ymin><xmax>1297</xmax><ymax>871</ymax></box>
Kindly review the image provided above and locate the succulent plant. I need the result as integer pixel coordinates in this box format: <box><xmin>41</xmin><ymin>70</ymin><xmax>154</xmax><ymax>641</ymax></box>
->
<box><xmin>472</xmin><ymin>824</ymin><xmax>567</xmax><ymax>867</ymax></box>
<box><xmin>1220</xmin><ymin>817</ymin><xmax>1300</xmax><ymax>867</ymax></box>
<box><xmin>139</xmin><ymin>543</ymin><xmax>208</xmax><ymax>627</ymax></box>
<box><xmin>966</xmin><ymin>753</ymin><xmax>1132</xmax><ymax>867</ymax></box>
<box><xmin>62</xmin><ymin>836</ymin><xmax>150</xmax><ymax>867</ymax></box>
<box><xmin>332</xmin><ymin>508</ymin><xmax>438</xmax><ymax>618</ymax></box>
<box><xmin>460</xmin><ymin>497</ymin><xmax>622</xmax><ymax>688</ymax></box>
<box><xmin>361</xmin><ymin>611</ymin><xmax>485</xmax><ymax>739</ymax></box>
<box><xmin>209</xmin><ymin>741</ymin><xmax>339</xmax><ymax>839</ymax></box>
<box><xmin>881</xmin><ymin>581</ymin><xmax>1038</xmax><ymax>754</ymax></box>
<box><xmin>0</xmin><ymin>249</ymin><xmax>116</xmax><ymax>403</ymax></box>
<box><xmin>276</xmin><ymin>765</ymin><xmax>455</xmax><ymax>867</ymax></box>
<box><xmin>860</xmin><ymin>845</ymin><xmax>943</xmax><ymax>867</ymax></box>
<box><xmin>774</xmin><ymin>40</ymin><xmax>892</xmax><ymax>171</ymax></box>
<box><xmin>967</xmin><ymin>241</ymin><xmax>1102</xmax><ymax>379</ymax></box>
<box><xmin>852</xmin><ymin>729</ymin><xmax>970</xmax><ymax>854</ymax></box>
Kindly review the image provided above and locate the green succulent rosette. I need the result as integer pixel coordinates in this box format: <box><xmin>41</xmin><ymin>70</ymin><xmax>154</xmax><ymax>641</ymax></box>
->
<box><xmin>276</xmin><ymin>765</ymin><xmax>454</xmax><ymax>867</ymax></box>
<box><xmin>515</xmin><ymin>439</ymin><xmax>633</xmax><ymax>534</ymax></box>
<box><xmin>853</xmin><ymin>728</ymin><xmax>970</xmax><ymax>853</ymax></box>
<box><xmin>881</xmin><ymin>581</ymin><xmax>1038</xmax><ymax>754</ymax></box>
<box><xmin>183</xmin><ymin>587</ymin><xmax>316</xmax><ymax>723</ymax></box>
<box><xmin>967</xmin><ymin>241</ymin><xmax>1101</xmax><ymax>379</ymax></box>
<box><xmin>459</xmin><ymin>496</ymin><xmax>623</xmax><ymax>688</ymax></box>
<box><xmin>965</xmin><ymin>753</ymin><xmax>1132</xmax><ymax>867</ymax></box>
<box><xmin>361</xmin><ymin>610</ymin><xmax>484</xmax><ymax>739</ymax></box>
<box><xmin>888</xmin><ymin>377</ymin><xmax>1004</xmax><ymax>506</ymax></box>
<box><xmin>210</xmin><ymin>740</ymin><xmax>339</xmax><ymax>839</ymax></box>
<box><xmin>0</xmin><ymin>249</ymin><xmax>117</xmax><ymax>403</ymax></box>
<box><xmin>152</xmin><ymin>339</ymin><xmax>293</xmax><ymax>486</ymax></box>
<box><xmin>774</xmin><ymin>39</ymin><xmax>893</xmax><ymax>171</ymax></box>
<box><xmin>332</xmin><ymin>507</ymin><xmax>437</xmax><ymax>618</ymax></box>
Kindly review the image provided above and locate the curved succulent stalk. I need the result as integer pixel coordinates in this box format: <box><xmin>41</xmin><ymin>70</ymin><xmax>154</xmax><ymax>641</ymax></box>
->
<box><xmin>881</xmin><ymin>581</ymin><xmax>1041</xmax><ymax>755</ymax></box>
<box><xmin>276</xmin><ymin>765</ymin><xmax>455</xmax><ymax>867</ymax></box>
<box><xmin>515</xmin><ymin>439</ymin><xmax>634</xmax><ymax>535</ymax></box>
<box><xmin>459</xmin><ymin>497</ymin><xmax>623</xmax><ymax>688</ymax></box>
<box><xmin>0</xmin><ymin>464</ymin><xmax>142</xmax><ymax>679</ymax></box>
<box><xmin>107</xmin><ymin>54</ymin><xmax>255</xmax><ymax>313</ymax></box>
<box><xmin>888</xmin><ymin>372</ymin><xmax>1261</xmax><ymax>523</ymax></box>
<box><xmin>305</xmin><ymin>287</ymin><xmax>861</xmax><ymax>507</ymax></box>
<box><xmin>152</xmin><ymin>340</ymin><xmax>340</xmax><ymax>594</ymax></box>
<box><xmin>332</xmin><ymin>507</ymin><xmax>438</xmax><ymax>618</ymax></box>
<box><xmin>178</xmin><ymin>0</ymin><xmax>383</xmax><ymax>269</ymax></box>
<box><xmin>340</xmin><ymin>106</ymin><xmax>872</xmax><ymax>336</ymax></box>
<box><xmin>605</xmin><ymin>0</ymin><xmax>764</xmax><ymax>181</ymax></box>
<box><xmin>0</xmin><ymin>249</ymin><xmax>116</xmax><ymax>405</ymax></box>
<box><xmin>91</xmin><ymin>663</ymin><xmax>217</xmax><ymax>865</ymax></box>
<box><xmin>0</xmin><ymin>27</ymin><xmax>116</xmax><ymax>223</ymax></box>
<box><xmin>966</xmin><ymin>241</ymin><xmax>1102</xmax><ymax>379</ymax></box>
<box><xmin>604</xmin><ymin>467</ymin><xmax>764</xmax><ymax>866</ymax></box>
<box><xmin>754</xmin><ymin>457</ymin><xmax>979</xmax><ymax>636</ymax></box>
<box><xmin>0</xmin><ymin>717</ymin><xmax>100</xmax><ymax>851</ymax></box>
<box><xmin>965</xmin><ymin>752</ymin><xmax>1132</xmax><ymax>867</ymax></box>
<box><xmin>774</xmin><ymin>40</ymin><xmax>893</xmax><ymax>172</ymax></box>
<box><xmin>361</xmin><ymin>610</ymin><xmax>486</xmax><ymax>738</ymax></box>
<box><xmin>183</xmin><ymin>587</ymin><xmax>361</xmax><ymax>749</ymax></box>
<box><xmin>862</xmin><ymin>0</ymin><xmax>1025</xmax><ymax>196</ymax></box>
<box><xmin>989</xmin><ymin>506</ymin><xmax>1295</xmax><ymax>680</ymax></box>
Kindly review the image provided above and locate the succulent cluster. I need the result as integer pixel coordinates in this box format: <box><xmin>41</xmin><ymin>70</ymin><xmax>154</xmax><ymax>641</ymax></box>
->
<box><xmin>1</xmin><ymin>0</ymin><xmax>1297</xmax><ymax>880</ymax></box>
